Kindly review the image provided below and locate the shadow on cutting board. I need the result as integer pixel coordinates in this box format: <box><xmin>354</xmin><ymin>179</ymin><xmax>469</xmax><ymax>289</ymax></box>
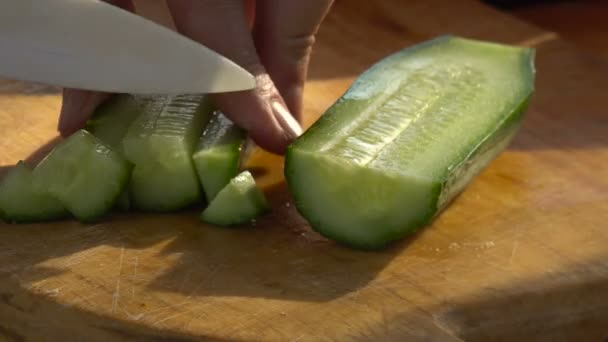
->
<box><xmin>347</xmin><ymin>254</ymin><xmax>608</xmax><ymax>341</ymax></box>
<box><xmin>144</xmin><ymin>182</ymin><xmax>412</xmax><ymax>302</ymax></box>
<box><xmin>429</xmin><ymin>258</ymin><xmax>608</xmax><ymax>342</ymax></box>
<box><xmin>0</xmin><ymin>135</ymin><xmax>406</xmax><ymax>305</ymax></box>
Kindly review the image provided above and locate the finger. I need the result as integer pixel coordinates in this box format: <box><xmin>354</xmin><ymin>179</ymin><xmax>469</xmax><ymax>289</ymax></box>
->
<box><xmin>105</xmin><ymin>0</ymin><xmax>135</xmax><ymax>12</ymax></box>
<box><xmin>58</xmin><ymin>0</ymin><xmax>135</xmax><ymax>137</ymax></box>
<box><xmin>166</xmin><ymin>0</ymin><xmax>301</xmax><ymax>155</ymax></box>
<box><xmin>254</xmin><ymin>0</ymin><xmax>334</xmax><ymax>122</ymax></box>
<box><xmin>58</xmin><ymin>90</ymin><xmax>111</xmax><ymax>137</ymax></box>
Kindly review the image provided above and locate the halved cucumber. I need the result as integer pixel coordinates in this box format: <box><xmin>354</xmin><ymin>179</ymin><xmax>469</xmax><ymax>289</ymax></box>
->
<box><xmin>201</xmin><ymin>171</ymin><xmax>269</xmax><ymax>226</ymax></box>
<box><xmin>33</xmin><ymin>130</ymin><xmax>132</xmax><ymax>222</ymax></box>
<box><xmin>122</xmin><ymin>94</ymin><xmax>213</xmax><ymax>211</ymax></box>
<box><xmin>285</xmin><ymin>36</ymin><xmax>535</xmax><ymax>249</ymax></box>
<box><xmin>0</xmin><ymin>161</ymin><xmax>68</xmax><ymax>223</ymax></box>
<box><xmin>86</xmin><ymin>94</ymin><xmax>146</xmax><ymax>210</ymax></box>
<box><xmin>193</xmin><ymin>111</ymin><xmax>246</xmax><ymax>201</ymax></box>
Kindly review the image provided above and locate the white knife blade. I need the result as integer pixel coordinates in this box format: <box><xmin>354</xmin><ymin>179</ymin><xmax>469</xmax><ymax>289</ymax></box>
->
<box><xmin>0</xmin><ymin>0</ymin><xmax>255</xmax><ymax>94</ymax></box>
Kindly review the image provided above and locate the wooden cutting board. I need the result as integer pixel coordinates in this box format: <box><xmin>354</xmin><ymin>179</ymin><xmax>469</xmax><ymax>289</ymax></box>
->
<box><xmin>1</xmin><ymin>1</ymin><xmax>607</xmax><ymax>341</ymax></box>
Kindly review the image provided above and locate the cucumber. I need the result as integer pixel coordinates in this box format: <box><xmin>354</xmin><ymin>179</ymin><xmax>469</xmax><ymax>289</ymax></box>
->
<box><xmin>123</xmin><ymin>94</ymin><xmax>213</xmax><ymax>211</ymax></box>
<box><xmin>85</xmin><ymin>94</ymin><xmax>145</xmax><ymax>152</ymax></box>
<box><xmin>201</xmin><ymin>171</ymin><xmax>269</xmax><ymax>226</ymax></box>
<box><xmin>86</xmin><ymin>94</ymin><xmax>146</xmax><ymax>210</ymax></box>
<box><xmin>192</xmin><ymin>111</ymin><xmax>246</xmax><ymax>201</ymax></box>
<box><xmin>33</xmin><ymin>130</ymin><xmax>132</xmax><ymax>222</ymax></box>
<box><xmin>285</xmin><ymin>36</ymin><xmax>535</xmax><ymax>249</ymax></box>
<box><xmin>0</xmin><ymin>161</ymin><xmax>68</xmax><ymax>223</ymax></box>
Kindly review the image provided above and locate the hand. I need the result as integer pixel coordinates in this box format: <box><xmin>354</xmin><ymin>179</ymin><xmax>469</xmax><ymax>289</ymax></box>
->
<box><xmin>58</xmin><ymin>0</ymin><xmax>334</xmax><ymax>155</ymax></box>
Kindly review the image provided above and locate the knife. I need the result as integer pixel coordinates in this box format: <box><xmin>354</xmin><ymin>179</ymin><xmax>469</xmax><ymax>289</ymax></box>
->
<box><xmin>0</xmin><ymin>0</ymin><xmax>255</xmax><ymax>94</ymax></box>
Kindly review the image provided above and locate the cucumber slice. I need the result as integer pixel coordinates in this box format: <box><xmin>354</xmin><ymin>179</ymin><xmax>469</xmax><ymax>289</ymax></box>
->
<box><xmin>0</xmin><ymin>161</ymin><xmax>68</xmax><ymax>223</ymax></box>
<box><xmin>193</xmin><ymin>111</ymin><xmax>246</xmax><ymax>201</ymax></box>
<box><xmin>201</xmin><ymin>171</ymin><xmax>269</xmax><ymax>226</ymax></box>
<box><xmin>33</xmin><ymin>130</ymin><xmax>132</xmax><ymax>222</ymax></box>
<box><xmin>86</xmin><ymin>94</ymin><xmax>146</xmax><ymax>210</ymax></box>
<box><xmin>285</xmin><ymin>36</ymin><xmax>535</xmax><ymax>249</ymax></box>
<box><xmin>123</xmin><ymin>94</ymin><xmax>213</xmax><ymax>211</ymax></box>
<box><xmin>85</xmin><ymin>94</ymin><xmax>145</xmax><ymax>151</ymax></box>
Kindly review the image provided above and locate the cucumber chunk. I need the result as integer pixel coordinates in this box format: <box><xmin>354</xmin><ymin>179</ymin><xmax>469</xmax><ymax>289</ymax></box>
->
<box><xmin>201</xmin><ymin>171</ymin><xmax>269</xmax><ymax>226</ymax></box>
<box><xmin>86</xmin><ymin>94</ymin><xmax>146</xmax><ymax>210</ymax></box>
<box><xmin>85</xmin><ymin>94</ymin><xmax>145</xmax><ymax>151</ymax></box>
<box><xmin>33</xmin><ymin>130</ymin><xmax>132</xmax><ymax>222</ymax></box>
<box><xmin>285</xmin><ymin>36</ymin><xmax>535</xmax><ymax>249</ymax></box>
<box><xmin>123</xmin><ymin>94</ymin><xmax>213</xmax><ymax>211</ymax></box>
<box><xmin>0</xmin><ymin>161</ymin><xmax>68</xmax><ymax>223</ymax></box>
<box><xmin>193</xmin><ymin>111</ymin><xmax>246</xmax><ymax>201</ymax></box>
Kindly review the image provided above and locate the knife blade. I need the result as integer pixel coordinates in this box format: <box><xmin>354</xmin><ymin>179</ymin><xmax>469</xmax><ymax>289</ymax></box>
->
<box><xmin>0</xmin><ymin>0</ymin><xmax>255</xmax><ymax>94</ymax></box>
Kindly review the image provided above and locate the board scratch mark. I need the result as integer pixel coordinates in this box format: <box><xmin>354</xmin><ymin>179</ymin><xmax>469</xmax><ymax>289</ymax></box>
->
<box><xmin>68</xmin><ymin>292</ymin><xmax>102</xmax><ymax>309</ymax></box>
<box><xmin>432</xmin><ymin>314</ymin><xmax>464</xmax><ymax>341</ymax></box>
<box><xmin>509</xmin><ymin>241</ymin><xmax>519</xmax><ymax>267</ymax></box>
<box><xmin>131</xmin><ymin>255</ymin><xmax>139</xmax><ymax>300</ymax></box>
<box><xmin>121</xmin><ymin>307</ymin><xmax>145</xmax><ymax>321</ymax></box>
<box><xmin>112</xmin><ymin>246</ymin><xmax>125</xmax><ymax>314</ymax></box>
<box><xmin>137</xmin><ymin>300</ymin><xmax>193</xmax><ymax>322</ymax></box>
<box><xmin>151</xmin><ymin>307</ymin><xmax>196</xmax><ymax>327</ymax></box>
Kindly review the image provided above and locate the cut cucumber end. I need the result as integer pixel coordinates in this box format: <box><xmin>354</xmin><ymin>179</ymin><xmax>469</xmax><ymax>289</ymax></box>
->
<box><xmin>193</xmin><ymin>111</ymin><xmax>245</xmax><ymax>202</ymax></box>
<box><xmin>33</xmin><ymin>130</ymin><xmax>132</xmax><ymax>222</ymax></box>
<box><xmin>122</xmin><ymin>95</ymin><xmax>213</xmax><ymax>211</ymax></box>
<box><xmin>285</xmin><ymin>36</ymin><xmax>535</xmax><ymax>249</ymax></box>
<box><xmin>85</xmin><ymin>94</ymin><xmax>146</xmax><ymax>151</ymax></box>
<box><xmin>286</xmin><ymin>149</ymin><xmax>437</xmax><ymax>249</ymax></box>
<box><xmin>0</xmin><ymin>161</ymin><xmax>68</xmax><ymax>223</ymax></box>
<box><xmin>193</xmin><ymin>147</ymin><xmax>241</xmax><ymax>202</ymax></box>
<box><xmin>201</xmin><ymin>171</ymin><xmax>270</xmax><ymax>226</ymax></box>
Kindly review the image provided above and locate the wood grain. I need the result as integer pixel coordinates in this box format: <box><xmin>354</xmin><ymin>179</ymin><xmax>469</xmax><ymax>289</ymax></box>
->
<box><xmin>1</xmin><ymin>0</ymin><xmax>607</xmax><ymax>341</ymax></box>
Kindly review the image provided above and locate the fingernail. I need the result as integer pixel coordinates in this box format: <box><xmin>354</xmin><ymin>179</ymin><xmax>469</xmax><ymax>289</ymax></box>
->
<box><xmin>271</xmin><ymin>101</ymin><xmax>302</xmax><ymax>139</ymax></box>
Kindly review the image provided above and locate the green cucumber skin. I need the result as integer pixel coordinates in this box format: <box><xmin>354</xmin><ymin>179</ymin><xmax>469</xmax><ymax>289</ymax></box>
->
<box><xmin>437</xmin><ymin>94</ymin><xmax>532</xmax><ymax>211</ymax></box>
<box><xmin>285</xmin><ymin>36</ymin><xmax>535</xmax><ymax>250</ymax></box>
<box><xmin>193</xmin><ymin>111</ymin><xmax>246</xmax><ymax>202</ymax></box>
<box><xmin>0</xmin><ymin>162</ymin><xmax>69</xmax><ymax>223</ymax></box>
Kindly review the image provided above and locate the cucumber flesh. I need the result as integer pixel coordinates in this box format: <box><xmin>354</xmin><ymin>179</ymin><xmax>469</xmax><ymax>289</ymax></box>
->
<box><xmin>33</xmin><ymin>130</ymin><xmax>132</xmax><ymax>222</ymax></box>
<box><xmin>123</xmin><ymin>94</ymin><xmax>213</xmax><ymax>211</ymax></box>
<box><xmin>201</xmin><ymin>171</ymin><xmax>269</xmax><ymax>226</ymax></box>
<box><xmin>0</xmin><ymin>161</ymin><xmax>68</xmax><ymax>223</ymax></box>
<box><xmin>285</xmin><ymin>36</ymin><xmax>535</xmax><ymax>249</ymax></box>
<box><xmin>86</xmin><ymin>94</ymin><xmax>146</xmax><ymax>210</ymax></box>
<box><xmin>193</xmin><ymin>111</ymin><xmax>246</xmax><ymax>201</ymax></box>
<box><xmin>85</xmin><ymin>94</ymin><xmax>145</xmax><ymax>151</ymax></box>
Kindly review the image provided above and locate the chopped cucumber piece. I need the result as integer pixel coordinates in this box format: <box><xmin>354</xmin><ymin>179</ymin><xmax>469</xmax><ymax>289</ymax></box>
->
<box><xmin>33</xmin><ymin>130</ymin><xmax>132</xmax><ymax>222</ymax></box>
<box><xmin>86</xmin><ymin>94</ymin><xmax>145</xmax><ymax>152</ymax></box>
<box><xmin>285</xmin><ymin>36</ymin><xmax>535</xmax><ymax>249</ymax></box>
<box><xmin>0</xmin><ymin>161</ymin><xmax>68</xmax><ymax>223</ymax></box>
<box><xmin>123</xmin><ymin>94</ymin><xmax>213</xmax><ymax>211</ymax></box>
<box><xmin>201</xmin><ymin>171</ymin><xmax>269</xmax><ymax>226</ymax></box>
<box><xmin>193</xmin><ymin>111</ymin><xmax>246</xmax><ymax>201</ymax></box>
<box><xmin>86</xmin><ymin>94</ymin><xmax>146</xmax><ymax>210</ymax></box>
